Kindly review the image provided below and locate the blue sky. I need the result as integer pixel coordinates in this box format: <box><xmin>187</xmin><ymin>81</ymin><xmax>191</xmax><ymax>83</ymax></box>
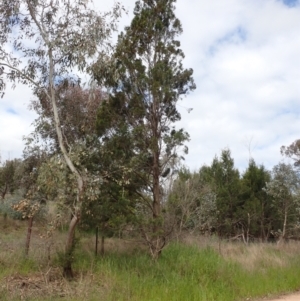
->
<box><xmin>1</xmin><ymin>0</ymin><xmax>300</xmax><ymax>173</ymax></box>
<box><xmin>282</xmin><ymin>0</ymin><xmax>299</xmax><ymax>7</ymax></box>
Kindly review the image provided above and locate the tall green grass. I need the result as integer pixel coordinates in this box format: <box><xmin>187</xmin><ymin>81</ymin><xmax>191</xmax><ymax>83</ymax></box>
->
<box><xmin>70</xmin><ymin>242</ymin><xmax>300</xmax><ymax>301</ymax></box>
<box><xmin>1</xmin><ymin>234</ymin><xmax>300</xmax><ymax>301</ymax></box>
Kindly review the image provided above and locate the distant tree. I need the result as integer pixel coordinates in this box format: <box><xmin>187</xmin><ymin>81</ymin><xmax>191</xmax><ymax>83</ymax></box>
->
<box><xmin>264</xmin><ymin>163</ymin><xmax>300</xmax><ymax>243</ymax></box>
<box><xmin>4</xmin><ymin>145</ymin><xmax>49</xmax><ymax>256</ymax></box>
<box><xmin>0</xmin><ymin>159</ymin><xmax>19</xmax><ymax>199</ymax></box>
<box><xmin>240</xmin><ymin>159</ymin><xmax>272</xmax><ymax>242</ymax></box>
<box><xmin>0</xmin><ymin>0</ymin><xmax>122</xmax><ymax>278</ymax></box>
<box><xmin>12</xmin><ymin>198</ymin><xmax>43</xmax><ymax>256</ymax></box>
<box><xmin>167</xmin><ymin>167</ymin><xmax>217</xmax><ymax>236</ymax></box>
<box><xmin>93</xmin><ymin>0</ymin><xmax>196</xmax><ymax>259</ymax></box>
<box><xmin>201</xmin><ymin>149</ymin><xmax>241</xmax><ymax>238</ymax></box>
<box><xmin>281</xmin><ymin>140</ymin><xmax>300</xmax><ymax>167</ymax></box>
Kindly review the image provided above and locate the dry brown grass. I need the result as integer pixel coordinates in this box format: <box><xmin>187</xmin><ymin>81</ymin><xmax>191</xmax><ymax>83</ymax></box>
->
<box><xmin>2</xmin><ymin>218</ymin><xmax>300</xmax><ymax>300</ymax></box>
<box><xmin>180</xmin><ymin>233</ymin><xmax>300</xmax><ymax>271</ymax></box>
<box><xmin>80</xmin><ymin>235</ymin><xmax>147</xmax><ymax>257</ymax></box>
<box><xmin>0</xmin><ymin>215</ymin><xmax>146</xmax><ymax>265</ymax></box>
<box><xmin>0</xmin><ymin>218</ymin><xmax>116</xmax><ymax>300</ymax></box>
<box><xmin>1</xmin><ymin>267</ymin><xmax>116</xmax><ymax>300</ymax></box>
<box><xmin>0</xmin><ymin>216</ymin><xmax>147</xmax><ymax>300</ymax></box>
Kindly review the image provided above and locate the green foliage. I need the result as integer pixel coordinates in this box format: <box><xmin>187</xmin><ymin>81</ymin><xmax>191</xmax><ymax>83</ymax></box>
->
<box><xmin>264</xmin><ymin>163</ymin><xmax>300</xmax><ymax>239</ymax></box>
<box><xmin>0</xmin><ymin>158</ymin><xmax>22</xmax><ymax>199</ymax></box>
<box><xmin>0</xmin><ymin>191</ymin><xmax>24</xmax><ymax>220</ymax></box>
<box><xmin>167</xmin><ymin>167</ymin><xmax>217</xmax><ymax>234</ymax></box>
<box><xmin>80</xmin><ymin>184</ymin><xmax>136</xmax><ymax>237</ymax></box>
<box><xmin>0</xmin><ymin>190</ymin><xmax>48</xmax><ymax>223</ymax></box>
<box><xmin>240</xmin><ymin>159</ymin><xmax>273</xmax><ymax>241</ymax></box>
<box><xmin>93</xmin><ymin>0</ymin><xmax>196</xmax><ymax>256</ymax></box>
<box><xmin>30</xmin><ymin>83</ymin><xmax>105</xmax><ymax>155</ymax></box>
<box><xmin>199</xmin><ymin>149</ymin><xmax>241</xmax><ymax>237</ymax></box>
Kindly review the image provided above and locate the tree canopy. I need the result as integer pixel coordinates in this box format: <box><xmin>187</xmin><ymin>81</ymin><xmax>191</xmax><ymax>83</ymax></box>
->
<box><xmin>92</xmin><ymin>0</ymin><xmax>196</xmax><ymax>258</ymax></box>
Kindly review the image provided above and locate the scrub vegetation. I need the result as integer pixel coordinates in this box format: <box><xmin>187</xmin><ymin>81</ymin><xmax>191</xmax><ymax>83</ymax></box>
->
<box><xmin>1</xmin><ymin>219</ymin><xmax>300</xmax><ymax>301</ymax></box>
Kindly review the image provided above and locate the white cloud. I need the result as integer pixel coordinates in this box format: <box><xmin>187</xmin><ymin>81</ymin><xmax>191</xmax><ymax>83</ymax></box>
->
<box><xmin>174</xmin><ymin>0</ymin><xmax>300</xmax><ymax>172</ymax></box>
<box><xmin>1</xmin><ymin>0</ymin><xmax>300</xmax><ymax>173</ymax></box>
<box><xmin>0</xmin><ymin>84</ymin><xmax>37</xmax><ymax>160</ymax></box>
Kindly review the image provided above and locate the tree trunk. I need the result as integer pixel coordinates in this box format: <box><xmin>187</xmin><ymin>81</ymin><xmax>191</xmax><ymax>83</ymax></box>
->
<box><xmin>95</xmin><ymin>226</ymin><xmax>98</xmax><ymax>256</ymax></box>
<box><xmin>63</xmin><ymin>214</ymin><xmax>79</xmax><ymax>279</ymax></box>
<box><xmin>246</xmin><ymin>213</ymin><xmax>250</xmax><ymax>244</ymax></box>
<box><xmin>260</xmin><ymin>203</ymin><xmax>266</xmax><ymax>242</ymax></box>
<box><xmin>101</xmin><ymin>235</ymin><xmax>105</xmax><ymax>256</ymax></box>
<box><xmin>25</xmin><ymin>216</ymin><xmax>33</xmax><ymax>256</ymax></box>
<box><xmin>153</xmin><ymin>150</ymin><xmax>160</xmax><ymax>220</ymax></box>
<box><xmin>151</xmin><ymin>148</ymin><xmax>163</xmax><ymax>259</ymax></box>
<box><xmin>49</xmin><ymin>50</ymin><xmax>84</xmax><ymax>278</ymax></box>
<box><xmin>279</xmin><ymin>206</ymin><xmax>288</xmax><ymax>244</ymax></box>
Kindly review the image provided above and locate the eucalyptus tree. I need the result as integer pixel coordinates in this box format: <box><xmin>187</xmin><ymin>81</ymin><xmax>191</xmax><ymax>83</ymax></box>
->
<box><xmin>93</xmin><ymin>0</ymin><xmax>196</xmax><ymax>258</ymax></box>
<box><xmin>167</xmin><ymin>167</ymin><xmax>217</xmax><ymax>236</ymax></box>
<box><xmin>0</xmin><ymin>0</ymin><xmax>122</xmax><ymax>277</ymax></box>
<box><xmin>281</xmin><ymin>139</ymin><xmax>300</xmax><ymax>167</ymax></box>
<box><xmin>0</xmin><ymin>158</ymin><xmax>18</xmax><ymax>199</ymax></box>
<box><xmin>264</xmin><ymin>163</ymin><xmax>300</xmax><ymax>243</ymax></box>
<box><xmin>30</xmin><ymin>83</ymin><xmax>105</xmax><ymax>155</ymax></box>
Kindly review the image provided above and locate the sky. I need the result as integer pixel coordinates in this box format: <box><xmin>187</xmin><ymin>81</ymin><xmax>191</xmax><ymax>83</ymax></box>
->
<box><xmin>1</xmin><ymin>0</ymin><xmax>300</xmax><ymax>173</ymax></box>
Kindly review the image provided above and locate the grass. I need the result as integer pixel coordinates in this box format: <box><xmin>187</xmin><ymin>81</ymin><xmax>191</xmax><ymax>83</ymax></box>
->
<box><xmin>89</xmin><ymin>243</ymin><xmax>300</xmax><ymax>301</ymax></box>
<box><xmin>1</xmin><ymin>219</ymin><xmax>300</xmax><ymax>300</ymax></box>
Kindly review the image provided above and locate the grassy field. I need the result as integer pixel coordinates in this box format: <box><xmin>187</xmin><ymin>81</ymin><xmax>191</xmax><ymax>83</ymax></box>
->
<box><xmin>1</xmin><ymin>217</ymin><xmax>300</xmax><ymax>301</ymax></box>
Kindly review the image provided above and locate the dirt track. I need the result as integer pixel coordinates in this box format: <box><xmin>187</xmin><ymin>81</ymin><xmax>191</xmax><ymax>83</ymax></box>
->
<box><xmin>261</xmin><ymin>292</ymin><xmax>300</xmax><ymax>301</ymax></box>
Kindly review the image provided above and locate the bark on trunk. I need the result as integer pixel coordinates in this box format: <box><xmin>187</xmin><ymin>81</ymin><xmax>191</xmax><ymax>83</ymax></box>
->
<box><xmin>101</xmin><ymin>235</ymin><xmax>105</xmax><ymax>256</ymax></box>
<box><xmin>283</xmin><ymin>207</ymin><xmax>287</xmax><ymax>239</ymax></box>
<box><xmin>260</xmin><ymin>203</ymin><xmax>266</xmax><ymax>242</ymax></box>
<box><xmin>246</xmin><ymin>213</ymin><xmax>250</xmax><ymax>244</ymax></box>
<box><xmin>25</xmin><ymin>216</ymin><xmax>33</xmax><ymax>256</ymax></box>
<box><xmin>279</xmin><ymin>206</ymin><xmax>288</xmax><ymax>244</ymax></box>
<box><xmin>95</xmin><ymin>226</ymin><xmax>98</xmax><ymax>256</ymax></box>
<box><xmin>63</xmin><ymin>214</ymin><xmax>79</xmax><ymax>279</ymax></box>
<box><xmin>277</xmin><ymin>205</ymin><xmax>288</xmax><ymax>245</ymax></box>
<box><xmin>48</xmin><ymin>50</ymin><xmax>83</xmax><ymax>278</ymax></box>
<box><xmin>151</xmin><ymin>148</ymin><xmax>163</xmax><ymax>259</ymax></box>
<box><xmin>153</xmin><ymin>151</ymin><xmax>160</xmax><ymax>219</ymax></box>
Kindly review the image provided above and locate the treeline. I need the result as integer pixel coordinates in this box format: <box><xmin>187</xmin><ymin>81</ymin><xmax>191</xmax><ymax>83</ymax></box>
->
<box><xmin>1</xmin><ymin>146</ymin><xmax>300</xmax><ymax>247</ymax></box>
<box><xmin>169</xmin><ymin>149</ymin><xmax>300</xmax><ymax>243</ymax></box>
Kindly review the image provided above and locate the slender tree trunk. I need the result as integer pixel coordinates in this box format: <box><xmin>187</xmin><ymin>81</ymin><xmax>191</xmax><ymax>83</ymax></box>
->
<box><xmin>260</xmin><ymin>203</ymin><xmax>266</xmax><ymax>242</ymax></box>
<box><xmin>246</xmin><ymin>213</ymin><xmax>250</xmax><ymax>244</ymax></box>
<box><xmin>101</xmin><ymin>235</ymin><xmax>105</xmax><ymax>256</ymax></box>
<box><xmin>280</xmin><ymin>206</ymin><xmax>288</xmax><ymax>244</ymax></box>
<box><xmin>25</xmin><ymin>216</ymin><xmax>33</xmax><ymax>256</ymax></box>
<box><xmin>152</xmin><ymin>147</ymin><xmax>161</xmax><ymax>219</ymax></box>
<box><xmin>266</xmin><ymin>223</ymin><xmax>271</xmax><ymax>241</ymax></box>
<box><xmin>63</xmin><ymin>214</ymin><xmax>79</xmax><ymax>278</ymax></box>
<box><xmin>48</xmin><ymin>50</ymin><xmax>84</xmax><ymax>278</ymax></box>
<box><xmin>95</xmin><ymin>226</ymin><xmax>99</xmax><ymax>256</ymax></box>
<box><xmin>152</xmin><ymin>148</ymin><xmax>162</xmax><ymax>259</ymax></box>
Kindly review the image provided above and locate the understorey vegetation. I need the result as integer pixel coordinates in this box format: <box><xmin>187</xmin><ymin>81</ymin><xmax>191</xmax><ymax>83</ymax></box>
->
<box><xmin>1</xmin><ymin>221</ymin><xmax>300</xmax><ymax>301</ymax></box>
